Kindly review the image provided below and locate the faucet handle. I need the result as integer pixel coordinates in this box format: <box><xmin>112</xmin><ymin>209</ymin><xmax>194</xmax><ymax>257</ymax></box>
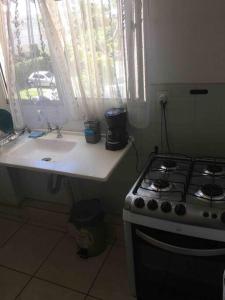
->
<box><xmin>24</xmin><ymin>126</ymin><xmax>31</xmax><ymax>134</ymax></box>
<box><xmin>56</xmin><ymin>124</ymin><xmax>63</xmax><ymax>130</ymax></box>
<box><xmin>55</xmin><ymin>124</ymin><xmax>63</xmax><ymax>138</ymax></box>
<box><xmin>47</xmin><ymin>122</ymin><xmax>52</xmax><ymax>132</ymax></box>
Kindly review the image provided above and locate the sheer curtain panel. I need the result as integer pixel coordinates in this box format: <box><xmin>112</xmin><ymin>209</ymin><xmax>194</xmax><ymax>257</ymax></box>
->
<box><xmin>38</xmin><ymin>0</ymin><xmax>126</xmax><ymax>121</ymax></box>
<box><xmin>122</xmin><ymin>0</ymin><xmax>150</xmax><ymax>128</ymax></box>
<box><xmin>1</xmin><ymin>0</ymin><xmax>149</xmax><ymax>129</ymax></box>
<box><xmin>0</xmin><ymin>0</ymin><xmax>24</xmax><ymax>129</ymax></box>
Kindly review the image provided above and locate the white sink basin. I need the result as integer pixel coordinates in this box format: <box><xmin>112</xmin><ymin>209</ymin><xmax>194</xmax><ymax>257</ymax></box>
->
<box><xmin>0</xmin><ymin>131</ymin><xmax>131</xmax><ymax>180</ymax></box>
<box><xmin>8</xmin><ymin>138</ymin><xmax>76</xmax><ymax>161</ymax></box>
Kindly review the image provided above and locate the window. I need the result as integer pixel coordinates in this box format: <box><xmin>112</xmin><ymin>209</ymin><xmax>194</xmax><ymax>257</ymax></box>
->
<box><xmin>32</xmin><ymin>74</ymin><xmax>43</xmax><ymax>79</ymax></box>
<box><xmin>9</xmin><ymin>0</ymin><xmax>59</xmax><ymax>102</ymax></box>
<box><xmin>9</xmin><ymin>0</ymin><xmax>126</xmax><ymax>103</ymax></box>
<box><xmin>3</xmin><ymin>0</ymin><xmax>148</xmax><ymax>129</ymax></box>
<box><xmin>56</xmin><ymin>0</ymin><xmax>126</xmax><ymax>100</ymax></box>
<box><xmin>45</xmin><ymin>72</ymin><xmax>53</xmax><ymax>78</ymax></box>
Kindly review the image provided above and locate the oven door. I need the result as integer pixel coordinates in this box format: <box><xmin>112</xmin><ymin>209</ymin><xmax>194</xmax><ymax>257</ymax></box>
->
<box><xmin>133</xmin><ymin>224</ymin><xmax>225</xmax><ymax>300</ymax></box>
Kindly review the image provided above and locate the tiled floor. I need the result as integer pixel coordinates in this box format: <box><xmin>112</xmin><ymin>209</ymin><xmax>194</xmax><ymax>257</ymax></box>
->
<box><xmin>0</xmin><ymin>217</ymin><xmax>133</xmax><ymax>300</ymax></box>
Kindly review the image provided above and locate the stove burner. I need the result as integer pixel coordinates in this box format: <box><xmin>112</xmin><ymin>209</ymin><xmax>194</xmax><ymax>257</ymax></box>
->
<box><xmin>198</xmin><ymin>184</ymin><xmax>224</xmax><ymax>201</ymax></box>
<box><xmin>204</xmin><ymin>164</ymin><xmax>223</xmax><ymax>176</ymax></box>
<box><xmin>201</xmin><ymin>184</ymin><xmax>223</xmax><ymax>197</ymax></box>
<box><xmin>161</xmin><ymin>160</ymin><xmax>177</xmax><ymax>171</ymax></box>
<box><xmin>151</xmin><ymin>179</ymin><xmax>172</xmax><ymax>192</ymax></box>
<box><xmin>154</xmin><ymin>179</ymin><xmax>169</xmax><ymax>189</ymax></box>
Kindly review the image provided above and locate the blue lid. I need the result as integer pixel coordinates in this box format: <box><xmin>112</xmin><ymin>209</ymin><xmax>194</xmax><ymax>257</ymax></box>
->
<box><xmin>84</xmin><ymin>128</ymin><xmax>95</xmax><ymax>136</ymax></box>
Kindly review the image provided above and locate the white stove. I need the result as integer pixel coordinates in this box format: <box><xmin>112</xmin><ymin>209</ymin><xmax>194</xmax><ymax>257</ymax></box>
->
<box><xmin>123</xmin><ymin>153</ymin><xmax>225</xmax><ymax>300</ymax></box>
<box><xmin>125</xmin><ymin>154</ymin><xmax>225</xmax><ymax>229</ymax></box>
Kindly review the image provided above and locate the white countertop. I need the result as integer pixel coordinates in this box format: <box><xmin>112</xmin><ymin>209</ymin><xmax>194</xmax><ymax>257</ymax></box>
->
<box><xmin>0</xmin><ymin>132</ymin><xmax>131</xmax><ymax>181</ymax></box>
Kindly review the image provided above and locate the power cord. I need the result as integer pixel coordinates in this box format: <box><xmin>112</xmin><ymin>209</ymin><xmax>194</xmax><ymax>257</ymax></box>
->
<box><xmin>160</xmin><ymin>100</ymin><xmax>171</xmax><ymax>153</ymax></box>
<box><xmin>163</xmin><ymin>102</ymin><xmax>171</xmax><ymax>153</ymax></box>
<box><xmin>160</xmin><ymin>103</ymin><xmax>164</xmax><ymax>152</ymax></box>
<box><xmin>130</xmin><ymin>100</ymin><xmax>171</xmax><ymax>173</ymax></box>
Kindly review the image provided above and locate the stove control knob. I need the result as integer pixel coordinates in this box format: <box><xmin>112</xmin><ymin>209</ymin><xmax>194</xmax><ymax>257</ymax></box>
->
<box><xmin>203</xmin><ymin>212</ymin><xmax>209</xmax><ymax>218</ymax></box>
<box><xmin>134</xmin><ymin>197</ymin><xmax>145</xmax><ymax>209</ymax></box>
<box><xmin>161</xmin><ymin>201</ymin><xmax>172</xmax><ymax>213</ymax></box>
<box><xmin>147</xmin><ymin>200</ymin><xmax>158</xmax><ymax>211</ymax></box>
<box><xmin>175</xmin><ymin>204</ymin><xmax>186</xmax><ymax>216</ymax></box>
<box><xmin>220</xmin><ymin>212</ymin><xmax>225</xmax><ymax>224</ymax></box>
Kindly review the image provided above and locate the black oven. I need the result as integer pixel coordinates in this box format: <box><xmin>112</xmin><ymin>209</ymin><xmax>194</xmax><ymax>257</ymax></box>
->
<box><xmin>133</xmin><ymin>224</ymin><xmax>225</xmax><ymax>300</ymax></box>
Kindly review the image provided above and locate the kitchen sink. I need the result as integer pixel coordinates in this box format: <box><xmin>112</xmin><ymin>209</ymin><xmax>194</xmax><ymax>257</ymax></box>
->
<box><xmin>8</xmin><ymin>138</ymin><xmax>76</xmax><ymax>161</ymax></box>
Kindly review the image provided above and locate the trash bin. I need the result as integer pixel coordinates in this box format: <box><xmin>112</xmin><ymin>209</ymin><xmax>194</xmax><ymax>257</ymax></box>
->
<box><xmin>69</xmin><ymin>199</ymin><xmax>106</xmax><ymax>258</ymax></box>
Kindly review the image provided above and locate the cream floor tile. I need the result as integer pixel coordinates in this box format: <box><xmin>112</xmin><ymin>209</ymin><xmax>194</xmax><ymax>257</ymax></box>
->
<box><xmin>0</xmin><ymin>266</ymin><xmax>30</xmax><ymax>300</ymax></box>
<box><xmin>89</xmin><ymin>245</ymin><xmax>133</xmax><ymax>300</ymax></box>
<box><xmin>37</xmin><ymin>236</ymin><xmax>110</xmax><ymax>294</ymax></box>
<box><xmin>114</xmin><ymin>224</ymin><xmax>125</xmax><ymax>246</ymax></box>
<box><xmin>18</xmin><ymin>278</ymin><xmax>85</xmax><ymax>300</ymax></box>
<box><xmin>0</xmin><ymin>218</ymin><xmax>22</xmax><ymax>246</ymax></box>
<box><xmin>0</xmin><ymin>225</ymin><xmax>63</xmax><ymax>274</ymax></box>
<box><xmin>26</xmin><ymin>207</ymin><xmax>68</xmax><ymax>232</ymax></box>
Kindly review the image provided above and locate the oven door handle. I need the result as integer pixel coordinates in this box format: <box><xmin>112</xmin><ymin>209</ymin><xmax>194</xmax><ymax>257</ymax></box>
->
<box><xmin>136</xmin><ymin>229</ymin><xmax>225</xmax><ymax>257</ymax></box>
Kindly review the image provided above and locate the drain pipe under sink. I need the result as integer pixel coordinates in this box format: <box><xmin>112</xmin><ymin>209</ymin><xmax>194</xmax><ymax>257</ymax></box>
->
<box><xmin>47</xmin><ymin>174</ymin><xmax>63</xmax><ymax>194</ymax></box>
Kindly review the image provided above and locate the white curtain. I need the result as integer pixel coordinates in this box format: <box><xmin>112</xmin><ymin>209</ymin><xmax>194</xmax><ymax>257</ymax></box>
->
<box><xmin>0</xmin><ymin>0</ymin><xmax>24</xmax><ymax>130</ymax></box>
<box><xmin>2</xmin><ymin>0</ymin><xmax>149</xmax><ymax>129</ymax></box>
<box><xmin>37</xmin><ymin>0</ymin><xmax>126</xmax><ymax>121</ymax></box>
<box><xmin>122</xmin><ymin>0</ymin><xmax>150</xmax><ymax>128</ymax></box>
<box><xmin>4</xmin><ymin>0</ymin><xmax>81</xmax><ymax>128</ymax></box>
<box><xmin>37</xmin><ymin>1</ymin><xmax>79</xmax><ymax>122</ymax></box>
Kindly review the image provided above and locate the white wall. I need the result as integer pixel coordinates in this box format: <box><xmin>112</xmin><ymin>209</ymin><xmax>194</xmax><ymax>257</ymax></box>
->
<box><xmin>148</xmin><ymin>0</ymin><xmax>225</xmax><ymax>83</ymax></box>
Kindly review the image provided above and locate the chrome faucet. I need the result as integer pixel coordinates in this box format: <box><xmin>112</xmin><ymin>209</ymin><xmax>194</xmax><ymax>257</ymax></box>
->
<box><xmin>47</xmin><ymin>122</ymin><xmax>53</xmax><ymax>133</ymax></box>
<box><xmin>46</xmin><ymin>122</ymin><xmax>63</xmax><ymax>138</ymax></box>
<box><xmin>55</xmin><ymin>125</ymin><xmax>63</xmax><ymax>138</ymax></box>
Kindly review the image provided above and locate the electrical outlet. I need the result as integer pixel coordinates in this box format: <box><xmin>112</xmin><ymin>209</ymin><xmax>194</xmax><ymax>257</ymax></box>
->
<box><xmin>158</xmin><ymin>90</ymin><xmax>169</xmax><ymax>104</ymax></box>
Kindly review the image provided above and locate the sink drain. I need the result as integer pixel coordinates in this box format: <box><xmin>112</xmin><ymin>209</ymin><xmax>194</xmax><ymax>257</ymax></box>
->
<box><xmin>41</xmin><ymin>157</ymin><xmax>52</xmax><ymax>162</ymax></box>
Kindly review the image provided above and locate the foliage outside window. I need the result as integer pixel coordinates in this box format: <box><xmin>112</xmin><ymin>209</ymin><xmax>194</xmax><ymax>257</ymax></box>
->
<box><xmin>9</xmin><ymin>0</ymin><xmax>58</xmax><ymax>102</ymax></box>
<box><xmin>10</xmin><ymin>0</ymin><xmax>126</xmax><ymax>102</ymax></box>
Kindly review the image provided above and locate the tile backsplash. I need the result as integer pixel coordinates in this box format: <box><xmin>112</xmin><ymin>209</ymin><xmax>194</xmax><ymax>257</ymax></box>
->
<box><xmin>136</xmin><ymin>83</ymin><xmax>225</xmax><ymax>158</ymax></box>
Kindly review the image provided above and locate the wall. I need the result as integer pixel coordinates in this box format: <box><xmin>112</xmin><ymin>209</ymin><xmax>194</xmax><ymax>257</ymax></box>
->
<box><xmin>148</xmin><ymin>0</ymin><xmax>225</xmax><ymax>83</ymax></box>
<box><xmin>142</xmin><ymin>83</ymin><xmax>225</xmax><ymax>157</ymax></box>
<box><xmin>2</xmin><ymin>1</ymin><xmax>225</xmax><ymax>214</ymax></box>
<box><xmin>142</xmin><ymin>0</ymin><xmax>225</xmax><ymax>157</ymax></box>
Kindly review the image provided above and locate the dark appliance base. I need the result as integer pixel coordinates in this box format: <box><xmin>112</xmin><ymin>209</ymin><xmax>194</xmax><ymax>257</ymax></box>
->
<box><xmin>133</xmin><ymin>224</ymin><xmax>224</xmax><ymax>300</ymax></box>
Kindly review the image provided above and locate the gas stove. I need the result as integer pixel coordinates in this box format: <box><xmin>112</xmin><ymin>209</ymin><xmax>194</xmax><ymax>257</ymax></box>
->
<box><xmin>124</xmin><ymin>153</ymin><xmax>225</xmax><ymax>300</ymax></box>
<box><xmin>124</xmin><ymin>153</ymin><xmax>225</xmax><ymax>229</ymax></box>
